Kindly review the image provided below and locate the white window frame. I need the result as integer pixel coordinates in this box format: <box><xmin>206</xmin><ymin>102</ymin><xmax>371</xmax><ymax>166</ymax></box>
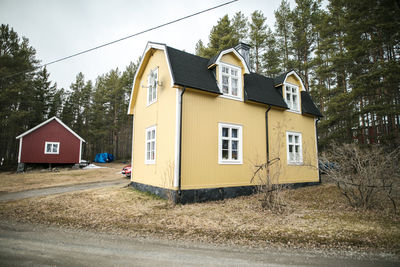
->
<box><xmin>286</xmin><ymin>131</ymin><xmax>303</xmax><ymax>165</ymax></box>
<box><xmin>284</xmin><ymin>83</ymin><xmax>300</xmax><ymax>113</ymax></box>
<box><xmin>219</xmin><ymin>63</ymin><xmax>242</xmax><ymax>100</ymax></box>
<box><xmin>218</xmin><ymin>123</ymin><xmax>243</xmax><ymax>164</ymax></box>
<box><xmin>145</xmin><ymin>126</ymin><xmax>156</xmax><ymax>164</ymax></box>
<box><xmin>147</xmin><ymin>68</ymin><xmax>158</xmax><ymax>106</ymax></box>
<box><xmin>44</xmin><ymin>142</ymin><xmax>60</xmax><ymax>154</ymax></box>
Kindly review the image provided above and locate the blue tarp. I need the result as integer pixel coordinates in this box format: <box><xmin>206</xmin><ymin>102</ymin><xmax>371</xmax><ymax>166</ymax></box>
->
<box><xmin>94</xmin><ymin>153</ymin><xmax>114</xmax><ymax>163</ymax></box>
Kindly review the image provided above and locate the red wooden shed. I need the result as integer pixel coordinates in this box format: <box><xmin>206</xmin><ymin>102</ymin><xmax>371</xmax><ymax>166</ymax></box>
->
<box><xmin>16</xmin><ymin>117</ymin><xmax>85</xmax><ymax>167</ymax></box>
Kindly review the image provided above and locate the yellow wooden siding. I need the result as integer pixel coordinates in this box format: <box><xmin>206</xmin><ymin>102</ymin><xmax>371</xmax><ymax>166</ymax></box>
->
<box><xmin>274</xmin><ymin>73</ymin><xmax>319</xmax><ymax>183</ymax></box>
<box><xmin>131</xmin><ymin>49</ymin><xmax>176</xmax><ymax>189</ymax></box>
<box><xmin>180</xmin><ymin>71</ymin><xmax>318</xmax><ymax>190</ymax></box>
<box><xmin>181</xmin><ymin>88</ymin><xmax>267</xmax><ymax>189</ymax></box>
<box><xmin>268</xmin><ymin>109</ymin><xmax>319</xmax><ymax>184</ymax></box>
<box><xmin>130</xmin><ymin>47</ymin><xmax>318</xmax><ymax>191</ymax></box>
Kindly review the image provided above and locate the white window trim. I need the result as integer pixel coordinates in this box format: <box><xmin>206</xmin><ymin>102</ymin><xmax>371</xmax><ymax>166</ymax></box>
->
<box><xmin>44</xmin><ymin>142</ymin><xmax>60</xmax><ymax>154</ymax></box>
<box><xmin>284</xmin><ymin>82</ymin><xmax>301</xmax><ymax>114</ymax></box>
<box><xmin>286</xmin><ymin>131</ymin><xmax>303</xmax><ymax>165</ymax></box>
<box><xmin>145</xmin><ymin>125</ymin><xmax>156</xmax><ymax>164</ymax></box>
<box><xmin>218</xmin><ymin>123</ymin><xmax>243</xmax><ymax>165</ymax></box>
<box><xmin>147</xmin><ymin>68</ymin><xmax>158</xmax><ymax>106</ymax></box>
<box><xmin>218</xmin><ymin>62</ymin><xmax>243</xmax><ymax>101</ymax></box>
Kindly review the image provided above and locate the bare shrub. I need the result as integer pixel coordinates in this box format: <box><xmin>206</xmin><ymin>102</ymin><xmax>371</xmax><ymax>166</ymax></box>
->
<box><xmin>321</xmin><ymin>143</ymin><xmax>400</xmax><ymax>211</ymax></box>
<box><xmin>251</xmin><ymin>157</ymin><xmax>288</xmax><ymax>213</ymax></box>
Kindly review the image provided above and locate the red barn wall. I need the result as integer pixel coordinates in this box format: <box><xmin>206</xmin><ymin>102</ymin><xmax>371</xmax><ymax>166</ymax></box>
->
<box><xmin>20</xmin><ymin>120</ymin><xmax>81</xmax><ymax>164</ymax></box>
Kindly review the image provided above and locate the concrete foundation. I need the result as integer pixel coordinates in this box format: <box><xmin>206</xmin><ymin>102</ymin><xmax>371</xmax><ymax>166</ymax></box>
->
<box><xmin>17</xmin><ymin>163</ymin><xmax>25</xmax><ymax>173</ymax></box>
<box><xmin>128</xmin><ymin>181</ymin><xmax>320</xmax><ymax>204</ymax></box>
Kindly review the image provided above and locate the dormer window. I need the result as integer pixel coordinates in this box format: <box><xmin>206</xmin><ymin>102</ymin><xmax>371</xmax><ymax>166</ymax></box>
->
<box><xmin>219</xmin><ymin>63</ymin><xmax>242</xmax><ymax>99</ymax></box>
<box><xmin>284</xmin><ymin>83</ymin><xmax>300</xmax><ymax>112</ymax></box>
<box><xmin>147</xmin><ymin>68</ymin><xmax>158</xmax><ymax>105</ymax></box>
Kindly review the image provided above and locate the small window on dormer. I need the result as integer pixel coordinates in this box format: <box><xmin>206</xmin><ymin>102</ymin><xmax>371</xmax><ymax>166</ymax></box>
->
<box><xmin>147</xmin><ymin>68</ymin><xmax>158</xmax><ymax>105</ymax></box>
<box><xmin>284</xmin><ymin>83</ymin><xmax>300</xmax><ymax>112</ymax></box>
<box><xmin>219</xmin><ymin>63</ymin><xmax>241</xmax><ymax>99</ymax></box>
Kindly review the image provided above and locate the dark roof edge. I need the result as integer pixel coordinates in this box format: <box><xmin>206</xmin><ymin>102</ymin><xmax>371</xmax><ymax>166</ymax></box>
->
<box><xmin>174</xmin><ymin>82</ymin><xmax>222</xmax><ymax>95</ymax></box>
<box><xmin>245</xmin><ymin>97</ymin><xmax>289</xmax><ymax>109</ymax></box>
<box><xmin>300</xmin><ymin>91</ymin><xmax>323</xmax><ymax>118</ymax></box>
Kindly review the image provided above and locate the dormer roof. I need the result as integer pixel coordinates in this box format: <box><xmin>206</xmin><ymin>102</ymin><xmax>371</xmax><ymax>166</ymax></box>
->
<box><xmin>206</xmin><ymin>46</ymin><xmax>251</xmax><ymax>73</ymax></box>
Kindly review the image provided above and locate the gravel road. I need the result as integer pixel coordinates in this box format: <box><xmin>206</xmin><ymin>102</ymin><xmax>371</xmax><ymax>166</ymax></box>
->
<box><xmin>0</xmin><ymin>179</ymin><xmax>128</xmax><ymax>202</ymax></box>
<box><xmin>0</xmin><ymin>220</ymin><xmax>398</xmax><ymax>266</ymax></box>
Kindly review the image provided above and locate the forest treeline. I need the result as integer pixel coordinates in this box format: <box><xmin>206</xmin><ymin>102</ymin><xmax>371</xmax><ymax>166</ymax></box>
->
<box><xmin>1</xmin><ymin>0</ymin><xmax>399</xmax><ymax>169</ymax></box>
<box><xmin>196</xmin><ymin>0</ymin><xmax>400</xmax><ymax>149</ymax></box>
<box><xmin>0</xmin><ymin>23</ymin><xmax>137</xmax><ymax>167</ymax></box>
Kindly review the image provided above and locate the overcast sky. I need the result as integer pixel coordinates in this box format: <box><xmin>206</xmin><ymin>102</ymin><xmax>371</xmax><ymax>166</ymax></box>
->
<box><xmin>1</xmin><ymin>0</ymin><xmax>297</xmax><ymax>90</ymax></box>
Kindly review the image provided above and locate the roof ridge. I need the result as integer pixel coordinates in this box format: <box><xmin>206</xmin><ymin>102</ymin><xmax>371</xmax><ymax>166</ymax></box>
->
<box><xmin>166</xmin><ymin>45</ymin><xmax>209</xmax><ymax>61</ymax></box>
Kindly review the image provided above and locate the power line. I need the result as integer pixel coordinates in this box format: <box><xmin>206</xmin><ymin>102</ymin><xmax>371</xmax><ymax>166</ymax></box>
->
<box><xmin>2</xmin><ymin>0</ymin><xmax>238</xmax><ymax>79</ymax></box>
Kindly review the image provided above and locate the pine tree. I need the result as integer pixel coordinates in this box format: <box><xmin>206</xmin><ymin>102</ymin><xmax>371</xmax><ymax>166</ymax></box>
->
<box><xmin>274</xmin><ymin>0</ymin><xmax>293</xmax><ymax>71</ymax></box>
<box><xmin>231</xmin><ymin>11</ymin><xmax>248</xmax><ymax>42</ymax></box>
<box><xmin>248</xmin><ymin>10</ymin><xmax>268</xmax><ymax>73</ymax></box>
<box><xmin>0</xmin><ymin>24</ymin><xmax>56</xmax><ymax>166</ymax></box>
<box><xmin>262</xmin><ymin>28</ymin><xmax>282</xmax><ymax>77</ymax></box>
<box><xmin>290</xmin><ymin>0</ymin><xmax>320</xmax><ymax>91</ymax></box>
<box><xmin>343</xmin><ymin>0</ymin><xmax>400</xmax><ymax>147</ymax></box>
<box><xmin>195</xmin><ymin>39</ymin><xmax>206</xmax><ymax>57</ymax></box>
<box><xmin>196</xmin><ymin>13</ymin><xmax>247</xmax><ymax>58</ymax></box>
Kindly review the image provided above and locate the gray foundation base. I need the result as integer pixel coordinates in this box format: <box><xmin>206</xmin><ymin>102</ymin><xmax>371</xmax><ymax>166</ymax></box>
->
<box><xmin>129</xmin><ymin>181</ymin><xmax>320</xmax><ymax>204</ymax></box>
<box><xmin>17</xmin><ymin>163</ymin><xmax>26</xmax><ymax>173</ymax></box>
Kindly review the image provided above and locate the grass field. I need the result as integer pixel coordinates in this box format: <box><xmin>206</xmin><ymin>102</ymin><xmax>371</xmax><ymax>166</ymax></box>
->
<box><xmin>1</xmin><ymin>179</ymin><xmax>399</xmax><ymax>254</ymax></box>
<box><xmin>0</xmin><ymin>163</ymin><xmax>125</xmax><ymax>192</ymax></box>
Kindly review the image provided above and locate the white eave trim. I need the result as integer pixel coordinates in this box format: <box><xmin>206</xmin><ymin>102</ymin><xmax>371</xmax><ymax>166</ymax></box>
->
<box><xmin>276</xmin><ymin>70</ymin><xmax>306</xmax><ymax>91</ymax></box>
<box><xmin>127</xmin><ymin>41</ymin><xmax>175</xmax><ymax>114</ymax></box>
<box><xmin>214</xmin><ymin>48</ymin><xmax>250</xmax><ymax>74</ymax></box>
<box><xmin>15</xmin><ymin>117</ymin><xmax>86</xmax><ymax>142</ymax></box>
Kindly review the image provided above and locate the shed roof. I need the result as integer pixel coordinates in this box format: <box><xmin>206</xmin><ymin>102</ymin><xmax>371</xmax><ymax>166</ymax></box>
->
<box><xmin>16</xmin><ymin>117</ymin><xmax>86</xmax><ymax>142</ymax></box>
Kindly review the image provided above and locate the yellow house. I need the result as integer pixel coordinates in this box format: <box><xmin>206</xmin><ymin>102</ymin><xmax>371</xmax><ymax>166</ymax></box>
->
<box><xmin>127</xmin><ymin>42</ymin><xmax>323</xmax><ymax>203</ymax></box>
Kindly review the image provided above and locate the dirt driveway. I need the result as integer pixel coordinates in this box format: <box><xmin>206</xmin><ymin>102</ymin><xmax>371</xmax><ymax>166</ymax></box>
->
<box><xmin>0</xmin><ymin>220</ymin><xmax>397</xmax><ymax>267</ymax></box>
<box><xmin>0</xmin><ymin>178</ymin><xmax>128</xmax><ymax>202</ymax></box>
<box><xmin>0</xmin><ymin>162</ymin><xmax>126</xmax><ymax>193</ymax></box>
<box><xmin>0</xmin><ymin>162</ymin><xmax>129</xmax><ymax>202</ymax></box>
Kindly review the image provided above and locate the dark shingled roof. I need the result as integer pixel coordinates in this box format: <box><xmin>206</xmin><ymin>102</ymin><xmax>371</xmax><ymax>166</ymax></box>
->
<box><xmin>163</xmin><ymin>45</ymin><xmax>321</xmax><ymax>117</ymax></box>
<box><xmin>166</xmin><ymin>46</ymin><xmax>221</xmax><ymax>94</ymax></box>
<box><xmin>273</xmin><ymin>71</ymin><xmax>290</xmax><ymax>86</ymax></box>
<box><xmin>244</xmin><ymin>73</ymin><xmax>288</xmax><ymax>108</ymax></box>
<box><xmin>207</xmin><ymin>54</ymin><xmax>219</xmax><ymax>68</ymax></box>
<box><xmin>301</xmin><ymin>91</ymin><xmax>323</xmax><ymax>117</ymax></box>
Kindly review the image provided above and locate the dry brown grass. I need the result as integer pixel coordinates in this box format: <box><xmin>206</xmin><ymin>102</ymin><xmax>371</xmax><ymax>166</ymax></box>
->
<box><xmin>0</xmin><ymin>163</ymin><xmax>125</xmax><ymax>193</ymax></box>
<box><xmin>1</xmin><ymin>182</ymin><xmax>399</xmax><ymax>253</ymax></box>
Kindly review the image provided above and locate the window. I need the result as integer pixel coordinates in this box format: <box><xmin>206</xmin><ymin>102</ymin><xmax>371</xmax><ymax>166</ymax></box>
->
<box><xmin>284</xmin><ymin>83</ymin><xmax>300</xmax><ymax>112</ymax></box>
<box><xmin>218</xmin><ymin>123</ymin><xmax>242</xmax><ymax>164</ymax></box>
<box><xmin>286</xmin><ymin>132</ymin><xmax>302</xmax><ymax>164</ymax></box>
<box><xmin>219</xmin><ymin>63</ymin><xmax>241</xmax><ymax>99</ymax></box>
<box><xmin>44</xmin><ymin>142</ymin><xmax>60</xmax><ymax>154</ymax></box>
<box><xmin>145</xmin><ymin>126</ymin><xmax>156</xmax><ymax>164</ymax></box>
<box><xmin>147</xmin><ymin>68</ymin><xmax>158</xmax><ymax>105</ymax></box>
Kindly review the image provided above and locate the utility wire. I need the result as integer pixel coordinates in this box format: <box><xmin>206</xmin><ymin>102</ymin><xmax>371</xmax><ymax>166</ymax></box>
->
<box><xmin>2</xmin><ymin>0</ymin><xmax>238</xmax><ymax>79</ymax></box>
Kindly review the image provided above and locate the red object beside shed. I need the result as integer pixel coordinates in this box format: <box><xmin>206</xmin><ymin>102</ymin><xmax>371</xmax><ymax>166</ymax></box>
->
<box><xmin>16</xmin><ymin>117</ymin><xmax>85</xmax><ymax>164</ymax></box>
